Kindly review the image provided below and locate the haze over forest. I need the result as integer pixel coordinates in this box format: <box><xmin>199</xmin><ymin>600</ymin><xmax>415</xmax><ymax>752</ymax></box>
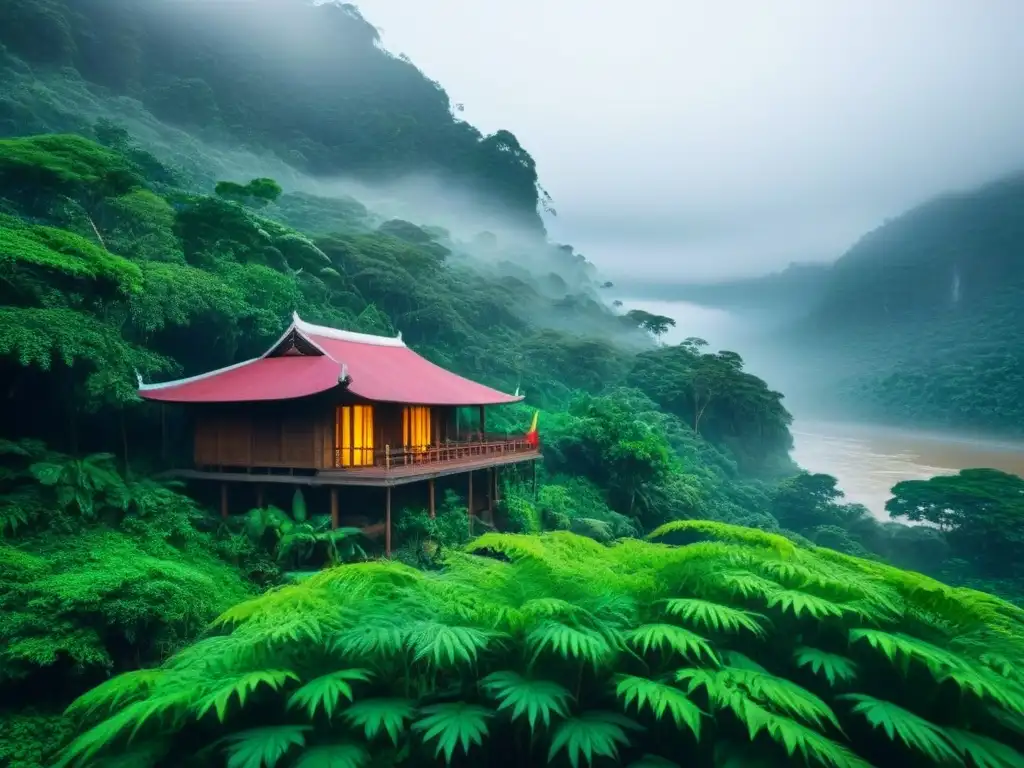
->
<box><xmin>363</xmin><ymin>0</ymin><xmax>1024</xmax><ymax>281</ymax></box>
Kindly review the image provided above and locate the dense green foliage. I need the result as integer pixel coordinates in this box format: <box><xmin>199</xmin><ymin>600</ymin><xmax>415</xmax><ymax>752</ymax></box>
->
<box><xmin>2</xmin><ymin>3</ymin><xmax>1022</xmax><ymax>766</ymax></box>
<box><xmin>57</xmin><ymin>526</ymin><xmax>1024</xmax><ymax>767</ymax></box>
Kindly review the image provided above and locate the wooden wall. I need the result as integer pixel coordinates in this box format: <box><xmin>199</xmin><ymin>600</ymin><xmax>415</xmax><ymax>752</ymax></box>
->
<box><xmin>193</xmin><ymin>401</ymin><xmax>332</xmax><ymax>470</ymax></box>
<box><xmin>192</xmin><ymin>400</ymin><xmax>465</xmax><ymax>471</ymax></box>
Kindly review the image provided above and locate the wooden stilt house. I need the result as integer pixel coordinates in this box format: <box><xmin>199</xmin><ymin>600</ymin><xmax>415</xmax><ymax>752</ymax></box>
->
<box><xmin>138</xmin><ymin>313</ymin><xmax>541</xmax><ymax>555</ymax></box>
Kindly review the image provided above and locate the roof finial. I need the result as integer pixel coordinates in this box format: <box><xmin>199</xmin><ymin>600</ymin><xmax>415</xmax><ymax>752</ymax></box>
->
<box><xmin>396</xmin><ymin>330</ymin><xmax>403</xmax><ymax>342</ymax></box>
<box><xmin>292</xmin><ymin>310</ymin><xmax>301</xmax><ymax>323</ymax></box>
<box><xmin>135</xmin><ymin>369</ymin><xmax>144</xmax><ymax>388</ymax></box>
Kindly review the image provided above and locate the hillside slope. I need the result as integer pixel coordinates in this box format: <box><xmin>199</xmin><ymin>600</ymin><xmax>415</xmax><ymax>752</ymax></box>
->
<box><xmin>0</xmin><ymin>0</ymin><xmax>549</xmax><ymax>234</ymax></box>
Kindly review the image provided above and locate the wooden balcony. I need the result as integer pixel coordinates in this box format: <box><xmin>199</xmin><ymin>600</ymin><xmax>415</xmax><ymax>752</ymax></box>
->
<box><xmin>174</xmin><ymin>435</ymin><xmax>541</xmax><ymax>488</ymax></box>
<box><xmin>325</xmin><ymin>435</ymin><xmax>541</xmax><ymax>486</ymax></box>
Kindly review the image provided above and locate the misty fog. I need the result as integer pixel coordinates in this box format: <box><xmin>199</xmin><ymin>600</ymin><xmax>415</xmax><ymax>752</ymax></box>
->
<box><xmin>360</xmin><ymin>0</ymin><xmax>1024</xmax><ymax>281</ymax></box>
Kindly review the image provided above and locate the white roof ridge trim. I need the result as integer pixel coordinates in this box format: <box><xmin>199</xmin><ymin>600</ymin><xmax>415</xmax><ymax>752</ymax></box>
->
<box><xmin>138</xmin><ymin>358</ymin><xmax>258</xmax><ymax>390</ymax></box>
<box><xmin>292</xmin><ymin>311</ymin><xmax>407</xmax><ymax>348</ymax></box>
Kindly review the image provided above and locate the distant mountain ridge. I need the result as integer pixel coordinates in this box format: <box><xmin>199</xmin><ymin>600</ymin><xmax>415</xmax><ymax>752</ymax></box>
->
<box><xmin>632</xmin><ymin>172</ymin><xmax>1024</xmax><ymax>436</ymax></box>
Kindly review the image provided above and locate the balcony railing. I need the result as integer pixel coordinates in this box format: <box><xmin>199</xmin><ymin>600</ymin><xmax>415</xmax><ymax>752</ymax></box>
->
<box><xmin>333</xmin><ymin>433</ymin><xmax>539</xmax><ymax>471</ymax></box>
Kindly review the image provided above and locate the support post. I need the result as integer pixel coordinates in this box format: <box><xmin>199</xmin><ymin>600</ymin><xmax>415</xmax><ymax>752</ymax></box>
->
<box><xmin>385</xmin><ymin>486</ymin><xmax>392</xmax><ymax>558</ymax></box>
<box><xmin>330</xmin><ymin>486</ymin><xmax>339</xmax><ymax>530</ymax></box>
<box><xmin>220</xmin><ymin>483</ymin><xmax>228</xmax><ymax>520</ymax></box>
<box><xmin>428</xmin><ymin>478</ymin><xmax>436</xmax><ymax>519</ymax></box>
<box><xmin>468</xmin><ymin>470</ymin><xmax>474</xmax><ymax>536</ymax></box>
<box><xmin>486</xmin><ymin>467</ymin><xmax>494</xmax><ymax>524</ymax></box>
<box><xmin>256</xmin><ymin>484</ymin><xmax>265</xmax><ymax>509</ymax></box>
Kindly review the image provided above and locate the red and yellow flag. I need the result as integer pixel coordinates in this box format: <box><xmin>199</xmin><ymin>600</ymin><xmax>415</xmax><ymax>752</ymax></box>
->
<box><xmin>525</xmin><ymin>410</ymin><xmax>540</xmax><ymax>448</ymax></box>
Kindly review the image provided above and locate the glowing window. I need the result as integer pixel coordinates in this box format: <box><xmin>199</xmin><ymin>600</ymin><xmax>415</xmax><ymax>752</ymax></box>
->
<box><xmin>335</xmin><ymin>404</ymin><xmax>374</xmax><ymax>467</ymax></box>
<box><xmin>402</xmin><ymin>406</ymin><xmax>432</xmax><ymax>453</ymax></box>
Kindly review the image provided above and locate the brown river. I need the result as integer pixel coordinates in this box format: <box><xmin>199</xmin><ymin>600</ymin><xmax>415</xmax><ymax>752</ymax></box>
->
<box><xmin>621</xmin><ymin>297</ymin><xmax>1024</xmax><ymax>518</ymax></box>
<box><xmin>791</xmin><ymin>420</ymin><xmax>1024</xmax><ymax>518</ymax></box>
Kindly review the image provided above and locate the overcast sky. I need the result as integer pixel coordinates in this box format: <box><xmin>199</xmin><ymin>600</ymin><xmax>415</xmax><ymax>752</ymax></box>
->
<box><xmin>358</xmin><ymin>0</ymin><xmax>1024</xmax><ymax>281</ymax></box>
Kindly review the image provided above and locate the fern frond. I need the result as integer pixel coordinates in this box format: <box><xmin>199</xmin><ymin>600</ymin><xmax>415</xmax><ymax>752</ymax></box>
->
<box><xmin>409</xmin><ymin>621</ymin><xmax>497</xmax><ymax>668</ymax></box>
<box><xmin>767</xmin><ymin>590</ymin><xmax>847</xmax><ymax>620</ymax></box>
<box><xmin>614</xmin><ymin>675</ymin><xmax>702</xmax><ymax>737</ymax></box>
<box><xmin>64</xmin><ymin>669</ymin><xmax>164</xmax><ymax>717</ymax></box>
<box><xmin>547</xmin><ymin>711</ymin><xmax>642</xmax><ymax>768</ymax></box>
<box><xmin>527</xmin><ymin>621</ymin><xmax>616</xmax><ymax>668</ymax></box>
<box><xmin>727</xmin><ymin>696</ymin><xmax>868</xmax><ymax>768</ymax></box>
<box><xmin>292</xmin><ymin>743</ymin><xmax>370</xmax><ymax>768</ymax></box>
<box><xmin>287</xmin><ymin>669</ymin><xmax>372</xmax><ymax>721</ymax></box>
<box><xmin>626</xmin><ymin>623</ymin><xmax>718</xmax><ymax>664</ymax></box>
<box><xmin>840</xmin><ymin>694</ymin><xmax>959</xmax><ymax>762</ymax></box>
<box><xmin>341</xmin><ymin>698</ymin><xmax>416</xmax><ymax>745</ymax></box>
<box><xmin>222</xmin><ymin>725</ymin><xmax>310</xmax><ymax>768</ymax></box>
<box><xmin>662</xmin><ymin>598</ymin><xmax>765</xmax><ymax>637</ymax></box>
<box><xmin>412</xmin><ymin>702</ymin><xmax>491</xmax><ymax>764</ymax></box>
<box><xmin>331</xmin><ymin>619</ymin><xmax>408</xmax><ymax>659</ymax></box>
<box><xmin>480</xmin><ymin>670</ymin><xmax>572</xmax><ymax>731</ymax></box>
<box><xmin>849</xmin><ymin>629</ymin><xmax>963</xmax><ymax>677</ymax></box>
<box><xmin>944</xmin><ymin>728</ymin><xmax>1024</xmax><ymax>768</ymax></box>
<box><xmin>194</xmin><ymin>670</ymin><xmax>299</xmax><ymax>723</ymax></box>
<box><xmin>716</xmin><ymin>570</ymin><xmax>782</xmax><ymax>600</ymax></box>
<box><xmin>646</xmin><ymin>520</ymin><xmax>797</xmax><ymax>557</ymax></box>
<box><xmin>793</xmin><ymin>647</ymin><xmax>858</xmax><ymax>686</ymax></box>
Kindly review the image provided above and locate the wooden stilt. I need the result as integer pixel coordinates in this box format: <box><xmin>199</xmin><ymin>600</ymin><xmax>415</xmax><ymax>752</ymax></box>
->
<box><xmin>330</xmin><ymin>487</ymin><xmax>339</xmax><ymax>530</ymax></box>
<box><xmin>486</xmin><ymin>467</ymin><xmax>494</xmax><ymax>524</ymax></box>
<box><xmin>385</xmin><ymin>486</ymin><xmax>392</xmax><ymax>558</ymax></box>
<box><xmin>428</xmin><ymin>478</ymin><xmax>436</xmax><ymax>519</ymax></box>
<box><xmin>220</xmin><ymin>483</ymin><xmax>229</xmax><ymax>520</ymax></box>
<box><xmin>256</xmin><ymin>484</ymin><xmax>265</xmax><ymax>509</ymax></box>
<box><xmin>468</xmin><ymin>470</ymin><xmax>474</xmax><ymax>536</ymax></box>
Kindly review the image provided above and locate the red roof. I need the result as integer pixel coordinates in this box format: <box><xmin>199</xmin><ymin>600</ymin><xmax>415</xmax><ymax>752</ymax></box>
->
<box><xmin>138</xmin><ymin>314</ymin><xmax>522</xmax><ymax>406</ymax></box>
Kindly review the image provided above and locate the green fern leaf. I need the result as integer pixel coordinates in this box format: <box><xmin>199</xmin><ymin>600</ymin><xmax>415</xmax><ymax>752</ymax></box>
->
<box><xmin>520</xmin><ymin>597</ymin><xmax>584</xmax><ymax>620</ymax></box>
<box><xmin>945</xmin><ymin>728</ymin><xmax>1024</xmax><ymax>768</ymax></box>
<box><xmin>411</xmin><ymin>702</ymin><xmax>491</xmax><ymax>764</ymax></box>
<box><xmin>717</xmin><ymin>570</ymin><xmax>782</xmax><ymax>600</ymax></box>
<box><xmin>614</xmin><ymin>675</ymin><xmax>702</xmax><ymax>738</ymax></box>
<box><xmin>727</xmin><ymin>696</ymin><xmax>867</xmax><ymax>768</ymax></box>
<box><xmin>840</xmin><ymin>694</ymin><xmax>959</xmax><ymax>762</ymax></box>
<box><xmin>547</xmin><ymin>711</ymin><xmax>642</xmax><ymax>768</ymax></box>
<box><xmin>662</xmin><ymin>598</ymin><xmax>765</xmax><ymax>637</ymax></box>
<box><xmin>409</xmin><ymin>621</ymin><xmax>496</xmax><ymax>668</ymax></box>
<box><xmin>480</xmin><ymin>670</ymin><xmax>572</xmax><ymax>731</ymax></box>
<box><xmin>287</xmin><ymin>669</ymin><xmax>372</xmax><ymax>720</ymax></box>
<box><xmin>626</xmin><ymin>623</ymin><xmax>719</xmax><ymax>664</ymax></box>
<box><xmin>64</xmin><ymin>669</ymin><xmax>164</xmax><ymax>717</ymax></box>
<box><xmin>793</xmin><ymin>647</ymin><xmax>858</xmax><ymax>685</ymax></box>
<box><xmin>767</xmin><ymin>589</ymin><xmax>846</xmax><ymax>620</ymax></box>
<box><xmin>527</xmin><ymin>621</ymin><xmax>615</xmax><ymax>668</ymax></box>
<box><xmin>332</xmin><ymin>620</ymin><xmax>408</xmax><ymax>659</ymax></box>
<box><xmin>849</xmin><ymin>629</ymin><xmax>964</xmax><ymax>677</ymax></box>
<box><xmin>194</xmin><ymin>670</ymin><xmax>299</xmax><ymax>723</ymax></box>
<box><xmin>341</xmin><ymin>698</ymin><xmax>416</xmax><ymax>745</ymax></box>
<box><xmin>292</xmin><ymin>743</ymin><xmax>370</xmax><ymax>768</ymax></box>
<box><xmin>223</xmin><ymin>726</ymin><xmax>311</xmax><ymax>768</ymax></box>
